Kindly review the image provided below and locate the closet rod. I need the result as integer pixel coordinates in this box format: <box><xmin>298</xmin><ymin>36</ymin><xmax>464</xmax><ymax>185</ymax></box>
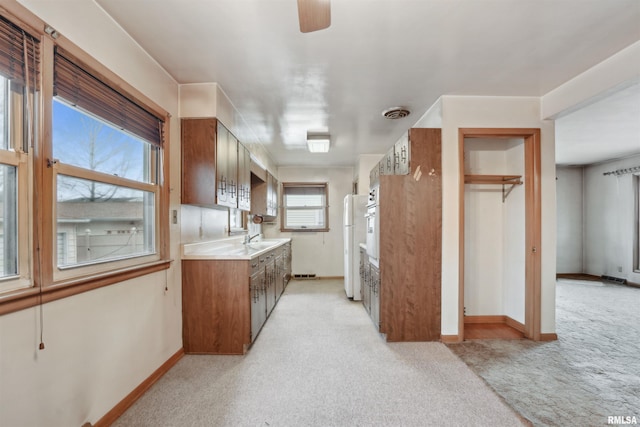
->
<box><xmin>464</xmin><ymin>174</ymin><xmax>523</xmax><ymax>202</ymax></box>
<box><xmin>464</xmin><ymin>174</ymin><xmax>522</xmax><ymax>185</ymax></box>
<box><xmin>603</xmin><ymin>165</ymin><xmax>640</xmax><ymax>176</ymax></box>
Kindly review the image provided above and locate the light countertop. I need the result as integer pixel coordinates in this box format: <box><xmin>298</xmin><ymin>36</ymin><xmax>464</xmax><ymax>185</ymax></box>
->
<box><xmin>182</xmin><ymin>237</ymin><xmax>291</xmax><ymax>260</ymax></box>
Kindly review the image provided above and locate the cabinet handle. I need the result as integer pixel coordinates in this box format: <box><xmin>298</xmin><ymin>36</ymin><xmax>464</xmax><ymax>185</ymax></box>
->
<box><xmin>252</xmin><ymin>285</ymin><xmax>259</xmax><ymax>303</ymax></box>
<box><xmin>394</xmin><ymin>151</ymin><xmax>399</xmax><ymax>168</ymax></box>
<box><xmin>401</xmin><ymin>146</ymin><xmax>407</xmax><ymax>162</ymax></box>
<box><xmin>219</xmin><ymin>176</ymin><xmax>226</xmax><ymax>194</ymax></box>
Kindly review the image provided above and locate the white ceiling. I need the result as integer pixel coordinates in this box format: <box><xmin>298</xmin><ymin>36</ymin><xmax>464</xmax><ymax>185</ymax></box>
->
<box><xmin>555</xmin><ymin>80</ymin><xmax>640</xmax><ymax>166</ymax></box>
<box><xmin>92</xmin><ymin>0</ymin><xmax>640</xmax><ymax>167</ymax></box>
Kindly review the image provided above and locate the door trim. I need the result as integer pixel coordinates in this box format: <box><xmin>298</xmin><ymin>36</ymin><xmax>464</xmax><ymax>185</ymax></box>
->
<box><xmin>458</xmin><ymin>128</ymin><xmax>542</xmax><ymax>341</ymax></box>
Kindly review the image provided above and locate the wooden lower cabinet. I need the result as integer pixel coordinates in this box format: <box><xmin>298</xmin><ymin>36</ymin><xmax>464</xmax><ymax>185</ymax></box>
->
<box><xmin>359</xmin><ymin>250</ymin><xmax>379</xmax><ymax>330</ymax></box>
<box><xmin>182</xmin><ymin>260</ymin><xmax>251</xmax><ymax>355</ymax></box>
<box><xmin>250</xmin><ymin>260</ymin><xmax>266</xmax><ymax>345</ymax></box>
<box><xmin>182</xmin><ymin>242</ymin><xmax>293</xmax><ymax>355</ymax></box>
<box><xmin>370</xmin><ymin>263</ymin><xmax>380</xmax><ymax>331</ymax></box>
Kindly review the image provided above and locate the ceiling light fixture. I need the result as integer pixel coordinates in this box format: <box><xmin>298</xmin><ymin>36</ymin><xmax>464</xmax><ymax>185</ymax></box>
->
<box><xmin>307</xmin><ymin>132</ymin><xmax>330</xmax><ymax>153</ymax></box>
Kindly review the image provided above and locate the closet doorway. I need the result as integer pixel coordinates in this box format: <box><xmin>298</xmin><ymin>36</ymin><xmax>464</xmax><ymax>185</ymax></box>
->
<box><xmin>458</xmin><ymin>129</ymin><xmax>541</xmax><ymax>341</ymax></box>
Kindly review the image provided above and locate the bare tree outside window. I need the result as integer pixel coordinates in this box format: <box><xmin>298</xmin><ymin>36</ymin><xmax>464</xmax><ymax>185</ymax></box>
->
<box><xmin>53</xmin><ymin>99</ymin><xmax>156</xmax><ymax>267</ymax></box>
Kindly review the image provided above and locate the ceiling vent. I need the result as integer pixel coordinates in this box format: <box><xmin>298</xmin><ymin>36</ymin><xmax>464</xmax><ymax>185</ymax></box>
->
<box><xmin>382</xmin><ymin>107</ymin><xmax>410</xmax><ymax>119</ymax></box>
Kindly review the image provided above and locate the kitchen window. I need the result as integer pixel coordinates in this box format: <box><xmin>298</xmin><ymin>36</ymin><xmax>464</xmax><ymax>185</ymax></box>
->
<box><xmin>0</xmin><ymin>12</ymin><xmax>170</xmax><ymax>316</ymax></box>
<box><xmin>281</xmin><ymin>183</ymin><xmax>328</xmax><ymax>232</ymax></box>
<box><xmin>51</xmin><ymin>47</ymin><xmax>164</xmax><ymax>278</ymax></box>
<box><xmin>0</xmin><ymin>16</ymin><xmax>38</xmax><ymax>293</ymax></box>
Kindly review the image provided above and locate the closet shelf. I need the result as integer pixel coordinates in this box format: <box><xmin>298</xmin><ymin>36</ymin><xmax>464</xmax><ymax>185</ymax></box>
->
<box><xmin>464</xmin><ymin>174</ymin><xmax>523</xmax><ymax>202</ymax></box>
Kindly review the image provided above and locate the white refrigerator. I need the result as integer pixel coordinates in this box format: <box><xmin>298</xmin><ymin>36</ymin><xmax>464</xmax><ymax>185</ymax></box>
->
<box><xmin>343</xmin><ymin>194</ymin><xmax>368</xmax><ymax>300</ymax></box>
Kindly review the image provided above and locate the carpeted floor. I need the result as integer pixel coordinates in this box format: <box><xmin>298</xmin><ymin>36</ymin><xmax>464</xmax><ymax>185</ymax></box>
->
<box><xmin>448</xmin><ymin>279</ymin><xmax>640</xmax><ymax>427</ymax></box>
<box><xmin>113</xmin><ymin>279</ymin><xmax>525</xmax><ymax>426</ymax></box>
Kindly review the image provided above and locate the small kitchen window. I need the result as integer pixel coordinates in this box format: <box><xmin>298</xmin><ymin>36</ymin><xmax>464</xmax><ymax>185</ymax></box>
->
<box><xmin>281</xmin><ymin>182</ymin><xmax>328</xmax><ymax>232</ymax></box>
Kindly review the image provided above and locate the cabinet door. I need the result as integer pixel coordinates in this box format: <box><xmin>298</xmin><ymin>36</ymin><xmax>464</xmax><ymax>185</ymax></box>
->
<box><xmin>238</xmin><ymin>144</ymin><xmax>251</xmax><ymax>211</ymax></box>
<box><xmin>275</xmin><ymin>252</ymin><xmax>284</xmax><ymax>300</ymax></box>
<box><xmin>370</xmin><ymin>265</ymin><xmax>380</xmax><ymax>331</ymax></box>
<box><xmin>394</xmin><ymin>132</ymin><xmax>410</xmax><ymax>175</ymax></box>
<box><xmin>265</xmin><ymin>172</ymin><xmax>278</xmax><ymax>217</ymax></box>
<box><xmin>216</xmin><ymin>121</ymin><xmax>229</xmax><ymax>205</ymax></box>
<box><xmin>284</xmin><ymin>243</ymin><xmax>292</xmax><ymax>286</ymax></box>
<box><xmin>227</xmin><ymin>133</ymin><xmax>238</xmax><ymax>208</ymax></box>
<box><xmin>363</xmin><ymin>262</ymin><xmax>371</xmax><ymax>315</ymax></box>
<box><xmin>273</xmin><ymin>176</ymin><xmax>278</xmax><ymax>216</ymax></box>
<box><xmin>263</xmin><ymin>254</ymin><xmax>276</xmax><ymax>315</ymax></box>
<box><xmin>384</xmin><ymin>147</ymin><xmax>395</xmax><ymax>175</ymax></box>
<box><xmin>181</xmin><ymin>118</ymin><xmax>217</xmax><ymax>207</ymax></box>
<box><xmin>250</xmin><ymin>269</ymin><xmax>266</xmax><ymax>342</ymax></box>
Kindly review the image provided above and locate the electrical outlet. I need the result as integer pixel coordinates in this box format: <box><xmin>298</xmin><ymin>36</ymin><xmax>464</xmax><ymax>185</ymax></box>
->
<box><xmin>172</xmin><ymin>209</ymin><xmax>177</xmax><ymax>224</ymax></box>
<box><xmin>617</xmin><ymin>266</ymin><xmax>623</xmax><ymax>273</ymax></box>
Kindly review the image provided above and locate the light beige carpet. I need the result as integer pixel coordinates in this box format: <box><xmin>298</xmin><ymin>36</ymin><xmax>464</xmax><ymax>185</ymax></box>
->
<box><xmin>113</xmin><ymin>279</ymin><xmax>525</xmax><ymax>426</ymax></box>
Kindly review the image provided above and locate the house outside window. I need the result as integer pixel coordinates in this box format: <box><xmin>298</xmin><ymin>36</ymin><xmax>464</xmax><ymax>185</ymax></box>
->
<box><xmin>281</xmin><ymin>182</ymin><xmax>329</xmax><ymax>232</ymax></box>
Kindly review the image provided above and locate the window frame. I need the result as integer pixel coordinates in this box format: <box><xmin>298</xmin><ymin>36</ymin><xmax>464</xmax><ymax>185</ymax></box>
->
<box><xmin>280</xmin><ymin>182</ymin><xmax>329</xmax><ymax>232</ymax></box>
<box><xmin>0</xmin><ymin>78</ymin><xmax>31</xmax><ymax>293</ymax></box>
<box><xmin>0</xmin><ymin>8</ymin><xmax>171</xmax><ymax>316</ymax></box>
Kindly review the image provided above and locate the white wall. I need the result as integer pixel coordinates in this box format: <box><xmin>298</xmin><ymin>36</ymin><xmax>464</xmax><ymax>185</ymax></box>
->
<box><xmin>428</xmin><ymin>95</ymin><xmax>556</xmax><ymax>336</ymax></box>
<box><xmin>556</xmin><ymin>166</ymin><xmax>584</xmax><ymax>273</ymax></box>
<box><xmin>179</xmin><ymin>83</ymin><xmax>277</xmax><ymax>174</ymax></box>
<box><xmin>263</xmin><ymin>166</ymin><xmax>354</xmax><ymax>277</ymax></box>
<box><xmin>3</xmin><ymin>1</ymin><xmax>182</xmax><ymax>426</ymax></box>
<box><xmin>463</xmin><ymin>138</ymin><xmax>525</xmax><ymax>323</ymax></box>
<box><xmin>583</xmin><ymin>154</ymin><xmax>640</xmax><ymax>284</ymax></box>
<box><xmin>354</xmin><ymin>154</ymin><xmax>383</xmax><ymax>195</ymax></box>
<box><xmin>464</xmin><ymin>139</ymin><xmax>508</xmax><ymax>316</ymax></box>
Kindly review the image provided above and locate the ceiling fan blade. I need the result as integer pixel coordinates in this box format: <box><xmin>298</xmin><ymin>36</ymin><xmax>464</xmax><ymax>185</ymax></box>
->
<box><xmin>297</xmin><ymin>0</ymin><xmax>331</xmax><ymax>33</ymax></box>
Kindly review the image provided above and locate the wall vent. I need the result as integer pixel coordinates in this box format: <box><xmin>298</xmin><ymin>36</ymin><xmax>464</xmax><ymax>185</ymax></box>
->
<box><xmin>601</xmin><ymin>275</ymin><xmax>627</xmax><ymax>285</ymax></box>
<box><xmin>293</xmin><ymin>274</ymin><xmax>317</xmax><ymax>280</ymax></box>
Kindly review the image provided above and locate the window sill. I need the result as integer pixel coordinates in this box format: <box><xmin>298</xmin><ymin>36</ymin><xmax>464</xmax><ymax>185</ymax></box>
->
<box><xmin>0</xmin><ymin>259</ymin><xmax>172</xmax><ymax>316</ymax></box>
<box><xmin>281</xmin><ymin>228</ymin><xmax>329</xmax><ymax>232</ymax></box>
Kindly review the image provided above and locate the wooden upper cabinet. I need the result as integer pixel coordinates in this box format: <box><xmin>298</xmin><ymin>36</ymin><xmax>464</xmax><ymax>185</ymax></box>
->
<box><xmin>267</xmin><ymin>173</ymin><xmax>278</xmax><ymax>217</ymax></box>
<box><xmin>181</xmin><ymin>118</ymin><xmax>217</xmax><ymax>207</ymax></box>
<box><xmin>182</xmin><ymin>117</ymin><xmax>250</xmax><ymax>210</ymax></box>
<box><xmin>216</xmin><ymin>121</ymin><xmax>238</xmax><ymax>209</ymax></box>
<box><xmin>251</xmin><ymin>169</ymin><xmax>277</xmax><ymax>218</ymax></box>
<box><xmin>238</xmin><ymin>144</ymin><xmax>251</xmax><ymax>211</ymax></box>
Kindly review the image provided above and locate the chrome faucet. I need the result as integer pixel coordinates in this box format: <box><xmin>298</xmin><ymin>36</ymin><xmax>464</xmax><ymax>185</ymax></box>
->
<box><xmin>244</xmin><ymin>233</ymin><xmax>260</xmax><ymax>244</ymax></box>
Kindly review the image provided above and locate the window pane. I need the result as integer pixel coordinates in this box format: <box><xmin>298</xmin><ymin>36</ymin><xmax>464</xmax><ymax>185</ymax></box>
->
<box><xmin>285</xmin><ymin>194</ymin><xmax>325</xmax><ymax>207</ymax></box>
<box><xmin>0</xmin><ymin>163</ymin><xmax>17</xmax><ymax>277</ymax></box>
<box><xmin>57</xmin><ymin>175</ymin><xmax>155</xmax><ymax>267</ymax></box>
<box><xmin>53</xmin><ymin>99</ymin><xmax>155</xmax><ymax>183</ymax></box>
<box><xmin>285</xmin><ymin>208</ymin><xmax>325</xmax><ymax>229</ymax></box>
